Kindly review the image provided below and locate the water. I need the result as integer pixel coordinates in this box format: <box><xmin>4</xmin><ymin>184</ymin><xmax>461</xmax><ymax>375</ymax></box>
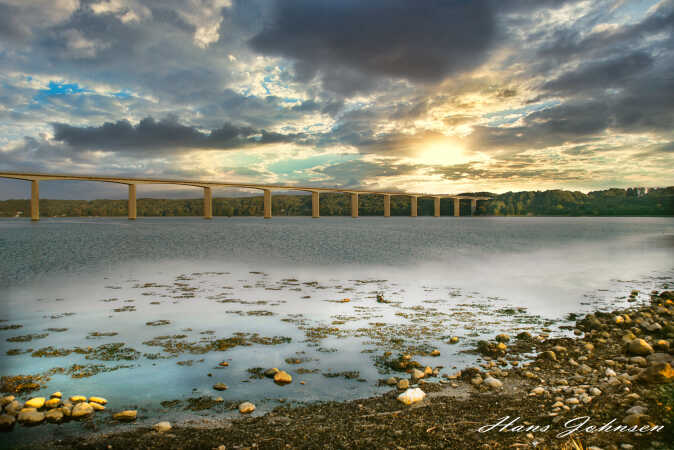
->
<box><xmin>0</xmin><ymin>216</ymin><xmax>672</xmax><ymax>443</ymax></box>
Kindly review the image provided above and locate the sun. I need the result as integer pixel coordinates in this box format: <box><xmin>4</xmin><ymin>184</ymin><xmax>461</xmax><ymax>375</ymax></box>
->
<box><xmin>414</xmin><ymin>138</ymin><xmax>471</xmax><ymax>166</ymax></box>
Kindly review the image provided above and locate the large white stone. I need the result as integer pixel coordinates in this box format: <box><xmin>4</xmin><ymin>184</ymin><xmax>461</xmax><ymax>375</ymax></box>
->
<box><xmin>397</xmin><ymin>388</ymin><xmax>426</xmax><ymax>405</ymax></box>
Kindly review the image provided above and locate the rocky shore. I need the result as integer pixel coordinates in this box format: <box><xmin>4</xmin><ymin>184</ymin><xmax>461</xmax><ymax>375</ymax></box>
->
<box><xmin>4</xmin><ymin>290</ymin><xmax>673</xmax><ymax>449</ymax></box>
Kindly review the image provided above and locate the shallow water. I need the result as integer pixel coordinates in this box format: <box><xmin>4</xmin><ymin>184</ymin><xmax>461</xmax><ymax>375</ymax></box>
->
<box><xmin>0</xmin><ymin>216</ymin><xmax>672</xmax><ymax>443</ymax></box>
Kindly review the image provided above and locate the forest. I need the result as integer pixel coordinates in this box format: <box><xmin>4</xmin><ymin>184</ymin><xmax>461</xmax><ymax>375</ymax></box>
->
<box><xmin>0</xmin><ymin>187</ymin><xmax>671</xmax><ymax>217</ymax></box>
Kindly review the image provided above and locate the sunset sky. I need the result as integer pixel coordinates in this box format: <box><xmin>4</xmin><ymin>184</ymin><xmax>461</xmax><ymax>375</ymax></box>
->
<box><xmin>0</xmin><ymin>0</ymin><xmax>673</xmax><ymax>199</ymax></box>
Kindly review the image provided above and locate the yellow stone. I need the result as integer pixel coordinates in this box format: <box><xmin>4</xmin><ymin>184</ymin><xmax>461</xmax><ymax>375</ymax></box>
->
<box><xmin>70</xmin><ymin>395</ymin><xmax>87</xmax><ymax>403</ymax></box>
<box><xmin>45</xmin><ymin>398</ymin><xmax>61</xmax><ymax>409</ymax></box>
<box><xmin>113</xmin><ymin>410</ymin><xmax>137</xmax><ymax>421</ymax></box>
<box><xmin>341</xmin><ymin>298</ymin><xmax>350</xmax><ymax>303</ymax></box>
<box><xmin>273</xmin><ymin>370</ymin><xmax>292</xmax><ymax>384</ymax></box>
<box><xmin>24</xmin><ymin>397</ymin><xmax>45</xmax><ymax>409</ymax></box>
<box><xmin>90</xmin><ymin>402</ymin><xmax>105</xmax><ymax>411</ymax></box>
<box><xmin>497</xmin><ymin>342</ymin><xmax>507</xmax><ymax>351</ymax></box>
<box><xmin>89</xmin><ymin>396</ymin><xmax>107</xmax><ymax>405</ymax></box>
<box><xmin>50</xmin><ymin>392</ymin><xmax>62</xmax><ymax>398</ymax></box>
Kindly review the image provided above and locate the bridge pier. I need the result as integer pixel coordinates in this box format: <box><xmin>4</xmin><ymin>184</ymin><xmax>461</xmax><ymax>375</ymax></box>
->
<box><xmin>434</xmin><ymin>197</ymin><xmax>440</xmax><ymax>217</ymax></box>
<box><xmin>203</xmin><ymin>187</ymin><xmax>212</xmax><ymax>219</ymax></box>
<box><xmin>311</xmin><ymin>191</ymin><xmax>319</xmax><ymax>218</ymax></box>
<box><xmin>31</xmin><ymin>180</ymin><xmax>39</xmax><ymax>221</ymax></box>
<box><xmin>453</xmin><ymin>198</ymin><xmax>460</xmax><ymax>217</ymax></box>
<box><xmin>351</xmin><ymin>193</ymin><xmax>358</xmax><ymax>218</ymax></box>
<box><xmin>471</xmin><ymin>199</ymin><xmax>477</xmax><ymax>216</ymax></box>
<box><xmin>128</xmin><ymin>184</ymin><xmax>137</xmax><ymax>220</ymax></box>
<box><xmin>264</xmin><ymin>189</ymin><xmax>272</xmax><ymax>219</ymax></box>
<box><xmin>384</xmin><ymin>194</ymin><xmax>390</xmax><ymax>217</ymax></box>
<box><xmin>410</xmin><ymin>196</ymin><xmax>418</xmax><ymax>217</ymax></box>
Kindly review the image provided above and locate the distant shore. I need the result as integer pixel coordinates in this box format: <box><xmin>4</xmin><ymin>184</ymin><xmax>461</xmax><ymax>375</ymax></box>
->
<box><xmin>19</xmin><ymin>290</ymin><xmax>673</xmax><ymax>450</ymax></box>
<box><xmin>1</xmin><ymin>186</ymin><xmax>672</xmax><ymax>217</ymax></box>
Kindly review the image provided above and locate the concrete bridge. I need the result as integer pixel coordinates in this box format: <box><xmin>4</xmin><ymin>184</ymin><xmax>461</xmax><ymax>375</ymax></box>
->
<box><xmin>0</xmin><ymin>172</ymin><xmax>490</xmax><ymax>221</ymax></box>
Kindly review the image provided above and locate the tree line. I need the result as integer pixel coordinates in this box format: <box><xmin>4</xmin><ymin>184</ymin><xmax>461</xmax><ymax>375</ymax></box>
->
<box><xmin>0</xmin><ymin>187</ymin><xmax>671</xmax><ymax>217</ymax></box>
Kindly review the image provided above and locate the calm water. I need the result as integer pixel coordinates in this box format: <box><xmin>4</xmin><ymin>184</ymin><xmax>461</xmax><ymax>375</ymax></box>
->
<box><xmin>0</xmin><ymin>217</ymin><xmax>673</xmax><ymax>443</ymax></box>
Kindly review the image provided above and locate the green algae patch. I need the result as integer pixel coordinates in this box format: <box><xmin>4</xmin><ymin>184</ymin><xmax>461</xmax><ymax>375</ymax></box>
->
<box><xmin>87</xmin><ymin>331</ymin><xmax>119</xmax><ymax>339</ymax></box>
<box><xmin>0</xmin><ymin>374</ymin><xmax>47</xmax><ymax>393</ymax></box>
<box><xmin>142</xmin><ymin>332</ymin><xmax>292</xmax><ymax>356</ymax></box>
<box><xmin>6</xmin><ymin>333</ymin><xmax>49</xmax><ymax>342</ymax></box>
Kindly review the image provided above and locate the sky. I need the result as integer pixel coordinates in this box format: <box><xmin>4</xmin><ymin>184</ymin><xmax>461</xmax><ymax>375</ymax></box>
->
<box><xmin>0</xmin><ymin>0</ymin><xmax>673</xmax><ymax>199</ymax></box>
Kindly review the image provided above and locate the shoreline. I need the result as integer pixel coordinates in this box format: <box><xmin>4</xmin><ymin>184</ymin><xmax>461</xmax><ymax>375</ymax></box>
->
<box><xmin>7</xmin><ymin>290</ymin><xmax>671</xmax><ymax>450</ymax></box>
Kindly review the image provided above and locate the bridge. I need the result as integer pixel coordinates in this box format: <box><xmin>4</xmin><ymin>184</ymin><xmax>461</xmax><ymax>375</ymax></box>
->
<box><xmin>0</xmin><ymin>172</ymin><xmax>490</xmax><ymax>221</ymax></box>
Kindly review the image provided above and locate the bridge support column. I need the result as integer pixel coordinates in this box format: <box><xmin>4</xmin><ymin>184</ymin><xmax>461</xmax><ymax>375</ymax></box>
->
<box><xmin>351</xmin><ymin>193</ymin><xmax>358</xmax><ymax>218</ymax></box>
<box><xmin>384</xmin><ymin>194</ymin><xmax>390</xmax><ymax>217</ymax></box>
<box><xmin>471</xmin><ymin>199</ymin><xmax>477</xmax><ymax>216</ymax></box>
<box><xmin>30</xmin><ymin>180</ymin><xmax>39</xmax><ymax>221</ymax></box>
<box><xmin>434</xmin><ymin>197</ymin><xmax>440</xmax><ymax>217</ymax></box>
<box><xmin>453</xmin><ymin>198</ymin><xmax>460</xmax><ymax>217</ymax></box>
<box><xmin>311</xmin><ymin>191</ymin><xmax>319</xmax><ymax>218</ymax></box>
<box><xmin>128</xmin><ymin>184</ymin><xmax>137</xmax><ymax>220</ymax></box>
<box><xmin>203</xmin><ymin>187</ymin><xmax>212</xmax><ymax>219</ymax></box>
<box><xmin>410</xmin><ymin>196</ymin><xmax>417</xmax><ymax>217</ymax></box>
<box><xmin>264</xmin><ymin>189</ymin><xmax>272</xmax><ymax>219</ymax></box>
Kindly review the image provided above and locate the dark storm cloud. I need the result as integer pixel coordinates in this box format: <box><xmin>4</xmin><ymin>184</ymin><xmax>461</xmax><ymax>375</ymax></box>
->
<box><xmin>540</xmin><ymin>51</ymin><xmax>655</xmax><ymax>96</ymax></box>
<box><xmin>249</xmin><ymin>0</ymin><xmax>496</xmax><ymax>92</ymax></box>
<box><xmin>537</xmin><ymin>1</ymin><xmax>674</xmax><ymax>62</ymax></box>
<box><xmin>52</xmin><ymin>117</ymin><xmax>304</xmax><ymax>153</ymax></box>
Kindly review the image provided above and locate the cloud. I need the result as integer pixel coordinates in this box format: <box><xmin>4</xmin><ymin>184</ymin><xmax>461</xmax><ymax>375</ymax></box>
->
<box><xmin>249</xmin><ymin>0</ymin><xmax>496</xmax><ymax>92</ymax></box>
<box><xmin>52</xmin><ymin>117</ymin><xmax>305</xmax><ymax>153</ymax></box>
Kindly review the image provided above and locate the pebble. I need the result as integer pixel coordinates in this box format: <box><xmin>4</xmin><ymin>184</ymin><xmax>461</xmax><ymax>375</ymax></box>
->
<box><xmin>69</xmin><ymin>395</ymin><xmax>87</xmax><ymax>403</ymax></box>
<box><xmin>606</xmin><ymin>368</ymin><xmax>617</xmax><ymax>377</ymax></box>
<box><xmin>153</xmin><ymin>421</ymin><xmax>172</xmax><ymax>432</ymax></box>
<box><xmin>274</xmin><ymin>370</ymin><xmax>292</xmax><ymax>384</ymax></box>
<box><xmin>538</xmin><ymin>351</ymin><xmax>556</xmax><ymax>361</ymax></box>
<box><xmin>219</xmin><ymin>361</ymin><xmax>229</xmax><ymax>367</ymax></box>
<box><xmin>397</xmin><ymin>379</ymin><xmax>410</xmax><ymax>390</ymax></box>
<box><xmin>89</xmin><ymin>396</ymin><xmax>107</xmax><ymax>405</ymax></box>
<box><xmin>385</xmin><ymin>377</ymin><xmax>397</xmax><ymax>386</ymax></box>
<box><xmin>0</xmin><ymin>414</ymin><xmax>16</xmax><ymax>430</ymax></box>
<box><xmin>24</xmin><ymin>397</ymin><xmax>45</xmax><ymax>409</ymax></box>
<box><xmin>578</xmin><ymin>364</ymin><xmax>593</xmax><ymax>375</ymax></box>
<box><xmin>483</xmin><ymin>376</ymin><xmax>503</xmax><ymax>390</ymax></box>
<box><xmin>622</xmin><ymin>414</ymin><xmax>646</xmax><ymax>427</ymax></box>
<box><xmin>423</xmin><ymin>366</ymin><xmax>433</xmax><ymax>377</ymax></box>
<box><xmin>71</xmin><ymin>402</ymin><xmax>94</xmax><ymax>418</ymax></box>
<box><xmin>397</xmin><ymin>388</ymin><xmax>426</xmax><ymax>405</ymax></box>
<box><xmin>590</xmin><ymin>387</ymin><xmax>602</xmax><ymax>396</ymax></box>
<box><xmin>411</xmin><ymin>368</ymin><xmax>425</xmax><ymax>380</ymax></box>
<box><xmin>530</xmin><ymin>387</ymin><xmax>545</xmax><ymax>396</ymax></box>
<box><xmin>17</xmin><ymin>409</ymin><xmax>45</xmax><ymax>425</ymax></box>
<box><xmin>430</xmin><ymin>349</ymin><xmax>441</xmax><ymax>356</ymax></box>
<box><xmin>50</xmin><ymin>392</ymin><xmax>62</xmax><ymax>399</ymax></box>
<box><xmin>627</xmin><ymin>338</ymin><xmax>654</xmax><ymax>356</ymax></box>
<box><xmin>566</xmin><ymin>397</ymin><xmax>580</xmax><ymax>405</ymax></box>
<box><xmin>45</xmin><ymin>398</ymin><xmax>61</xmax><ymax>409</ymax></box>
<box><xmin>471</xmin><ymin>375</ymin><xmax>483</xmax><ymax>386</ymax></box>
<box><xmin>90</xmin><ymin>402</ymin><xmax>105</xmax><ymax>411</ymax></box>
<box><xmin>238</xmin><ymin>402</ymin><xmax>255</xmax><ymax>414</ymax></box>
<box><xmin>449</xmin><ymin>336</ymin><xmax>459</xmax><ymax>344</ymax></box>
<box><xmin>495</xmin><ymin>334</ymin><xmax>510</xmax><ymax>342</ymax></box>
<box><xmin>627</xmin><ymin>404</ymin><xmax>647</xmax><ymax>415</ymax></box>
<box><xmin>45</xmin><ymin>408</ymin><xmax>64</xmax><ymax>423</ymax></box>
<box><xmin>213</xmin><ymin>383</ymin><xmax>228</xmax><ymax>391</ymax></box>
<box><xmin>113</xmin><ymin>410</ymin><xmax>137</xmax><ymax>421</ymax></box>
